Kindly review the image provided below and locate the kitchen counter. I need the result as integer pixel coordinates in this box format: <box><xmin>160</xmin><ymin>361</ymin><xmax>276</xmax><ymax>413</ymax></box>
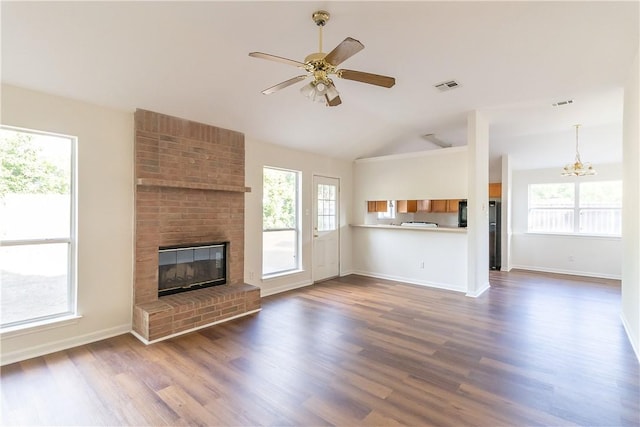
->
<box><xmin>350</xmin><ymin>224</ymin><xmax>467</xmax><ymax>233</ymax></box>
<box><xmin>350</xmin><ymin>223</ymin><xmax>468</xmax><ymax>292</ymax></box>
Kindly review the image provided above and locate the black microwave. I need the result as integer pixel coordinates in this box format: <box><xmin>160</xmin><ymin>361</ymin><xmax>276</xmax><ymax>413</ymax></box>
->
<box><xmin>458</xmin><ymin>200</ymin><xmax>468</xmax><ymax>227</ymax></box>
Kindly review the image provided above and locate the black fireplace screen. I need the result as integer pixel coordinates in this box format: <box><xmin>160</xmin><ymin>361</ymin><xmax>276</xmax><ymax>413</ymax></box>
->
<box><xmin>158</xmin><ymin>242</ymin><xmax>226</xmax><ymax>297</ymax></box>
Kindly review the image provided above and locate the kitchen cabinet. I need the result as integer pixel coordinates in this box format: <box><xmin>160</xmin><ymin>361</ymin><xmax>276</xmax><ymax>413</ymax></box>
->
<box><xmin>417</xmin><ymin>200</ymin><xmax>431</xmax><ymax>212</ymax></box>
<box><xmin>397</xmin><ymin>200</ymin><xmax>417</xmax><ymax>213</ymax></box>
<box><xmin>447</xmin><ymin>199</ymin><xmax>461</xmax><ymax>213</ymax></box>
<box><xmin>429</xmin><ymin>199</ymin><xmax>460</xmax><ymax>213</ymax></box>
<box><xmin>367</xmin><ymin>200</ymin><xmax>388</xmax><ymax>212</ymax></box>
<box><xmin>489</xmin><ymin>183</ymin><xmax>502</xmax><ymax>198</ymax></box>
<box><xmin>430</xmin><ymin>199</ymin><xmax>449</xmax><ymax>213</ymax></box>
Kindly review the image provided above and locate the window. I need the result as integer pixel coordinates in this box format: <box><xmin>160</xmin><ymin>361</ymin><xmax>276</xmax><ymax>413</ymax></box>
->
<box><xmin>262</xmin><ymin>167</ymin><xmax>300</xmax><ymax>276</ymax></box>
<box><xmin>1</xmin><ymin>126</ymin><xmax>76</xmax><ymax>329</ymax></box>
<box><xmin>377</xmin><ymin>201</ymin><xmax>396</xmax><ymax>219</ymax></box>
<box><xmin>579</xmin><ymin>181</ymin><xmax>622</xmax><ymax>234</ymax></box>
<box><xmin>317</xmin><ymin>183</ymin><xmax>336</xmax><ymax>231</ymax></box>
<box><xmin>528</xmin><ymin>183</ymin><xmax>575</xmax><ymax>233</ymax></box>
<box><xmin>528</xmin><ymin>181</ymin><xmax>621</xmax><ymax>235</ymax></box>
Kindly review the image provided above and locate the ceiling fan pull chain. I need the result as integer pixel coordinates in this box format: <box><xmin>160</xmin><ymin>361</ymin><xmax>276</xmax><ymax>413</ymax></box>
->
<box><xmin>575</xmin><ymin>124</ymin><xmax>581</xmax><ymax>162</ymax></box>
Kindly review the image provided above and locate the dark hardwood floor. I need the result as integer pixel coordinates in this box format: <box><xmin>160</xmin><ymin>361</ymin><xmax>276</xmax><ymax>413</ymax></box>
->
<box><xmin>1</xmin><ymin>270</ymin><xmax>638</xmax><ymax>426</ymax></box>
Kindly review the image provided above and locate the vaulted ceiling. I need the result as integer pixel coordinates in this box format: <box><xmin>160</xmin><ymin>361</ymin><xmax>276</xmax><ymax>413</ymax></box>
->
<box><xmin>2</xmin><ymin>1</ymin><xmax>638</xmax><ymax>179</ymax></box>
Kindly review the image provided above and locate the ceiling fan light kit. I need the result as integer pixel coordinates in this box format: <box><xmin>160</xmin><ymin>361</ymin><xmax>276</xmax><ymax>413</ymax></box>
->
<box><xmin>300</xmin><ymin>79</ymin><xmax>339</xmax><ymax>103</ymax></box>
<box><xmin>249</xmin><ymin>10</ymin><xmax>396</xmax><ymax>107</ymax></box>
<box><xmin>561</xmin><ymin>124</ymin><xmax>596</xmax><ymax>177</ymax></box>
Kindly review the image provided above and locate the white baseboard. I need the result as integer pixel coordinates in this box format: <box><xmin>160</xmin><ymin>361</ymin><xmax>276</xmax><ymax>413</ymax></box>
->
<box><xmin>466</xmin><ymin>282</ymin><xmax>491</xmax><ymax>298</ymax></box>
<box><xmin>1</xmin><ymin>323</ymin><xmax>131</xmax><ymax>366</ymax></box>
<box><xmin>509</xmin><ymin>264</ymin><xmax>622</xmax><ymax>280</ymax></box>
<box><xmin>621</xmin><ymin>312</ymin><xmax>640</xmax><ymax>363</ymax></box>
<box><xmin>350</xmin><ymin>270</ymin><xmax>466</xmax><ymax>293</ymax></box>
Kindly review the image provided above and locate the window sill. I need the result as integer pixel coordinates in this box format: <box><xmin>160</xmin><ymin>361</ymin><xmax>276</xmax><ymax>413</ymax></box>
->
<box><xmin>0</xmin><ymin>314</ymin><xmax>83</xmax><ymax>339</ymax></box>
<box><xmin>262</xmin><ymin>269</ymin><xmax>305</xmax><ymax>281</ymax></box>
<box><xmin>523</xmin><ymin>232</ymin><xmax>621</xmax><ymax>240</ymax></box>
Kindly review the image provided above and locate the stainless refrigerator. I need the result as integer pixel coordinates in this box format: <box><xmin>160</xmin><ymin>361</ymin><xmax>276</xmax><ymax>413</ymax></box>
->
<box><xmin>489</xmin><ymin>201</ymin><xmax>501</xmax><ymax>270</ymax></box>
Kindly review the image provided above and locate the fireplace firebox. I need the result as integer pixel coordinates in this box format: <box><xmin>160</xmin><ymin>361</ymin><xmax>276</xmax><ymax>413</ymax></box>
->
<box><xmin>158</xmin><ymin>242</ymin><xmax>227</xmax><ymax>297</ymax></box>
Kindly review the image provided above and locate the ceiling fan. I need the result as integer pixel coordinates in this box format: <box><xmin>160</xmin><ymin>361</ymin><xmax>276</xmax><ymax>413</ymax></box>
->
<box><xmin>249</xmin><ymin>10</ymin><xmax>396</xmax><ymax>107</ymax></box>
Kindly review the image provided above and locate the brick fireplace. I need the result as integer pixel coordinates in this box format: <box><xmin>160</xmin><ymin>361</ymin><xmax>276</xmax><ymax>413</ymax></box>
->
<box><xmin>132</xmin><ymin>109</ymin><xmax>260</xmax><ymax>343</ymax></box>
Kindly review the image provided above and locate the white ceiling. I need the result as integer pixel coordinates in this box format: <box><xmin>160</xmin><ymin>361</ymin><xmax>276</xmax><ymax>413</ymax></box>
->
<box><xmin>2</xmin><ymin>1</ymin><xmax>638</xmax><ymax>179</ymax></box>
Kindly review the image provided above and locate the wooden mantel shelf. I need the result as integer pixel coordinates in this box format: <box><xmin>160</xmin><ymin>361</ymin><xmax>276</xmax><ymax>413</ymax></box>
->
<box><xmin>137</xmin><ymin>178</ymin><xmax>251</xmax><ymax>193</ymax></box>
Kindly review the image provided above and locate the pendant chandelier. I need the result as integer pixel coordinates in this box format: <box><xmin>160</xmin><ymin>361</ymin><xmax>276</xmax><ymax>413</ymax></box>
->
<box><xmin>561</xmin><ymin>124</ymin><xmax>596</xmax><ymax>176</ymax></box>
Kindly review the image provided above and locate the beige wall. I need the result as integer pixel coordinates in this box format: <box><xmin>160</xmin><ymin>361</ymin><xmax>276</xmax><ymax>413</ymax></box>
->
<box><xmin>353</xmin><ymin>147</ymin><xmax>468</xmax><ymax>200</ymax></box>
<box><xmin>352</xmin><ymin>147</ymin><xmax>468</xmax><ymax>223</ymax></box>
<box><xmin>622</xmin><ymin>50</ymin><xmax>640</xmax><ymax>361</ymax></box>
<box><xmin>350</xmin><ymin>146</ymin><xmax>469</xmax><ymax>292</ymax></box>
<box><xmin>1</xmin><ymin>85</ymin><xmax>134</xmax><ymax>365</ymax></box>
<box><xmin>244</xmin><ymin>137</ymin><xmax>353</xmax><ymax>296</ymax></box>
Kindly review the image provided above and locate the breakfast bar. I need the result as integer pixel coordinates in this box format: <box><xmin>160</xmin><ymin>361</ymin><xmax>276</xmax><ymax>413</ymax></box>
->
<box><xmin>350</xmin><ymin>223</ymin><xmax>468</xmax><ymax>292</ymax></box>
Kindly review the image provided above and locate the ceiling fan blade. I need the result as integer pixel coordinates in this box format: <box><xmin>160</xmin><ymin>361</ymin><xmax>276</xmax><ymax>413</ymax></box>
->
<box><xmin>338</xmin><ymin>69</ymin><xmax>396</xmax><ymax>88</ymax></box>
<box><xmin>249</xmin><ymin>52</ymin><xmax>306</xmax><ymax>68</ymax></box>
<box><xmin>323</xmin><ymin>37</ymin><xmax>364</xmax><ymax>66</ymax></box>
<box><xmin>325</xmin><ymin>94</ymin><xmax>342</xmax><ymax>107</ymax></box>
<box><xmin>261</xmin><ymin>75</ymin><xmax>308</xmax><ymax>95</ymax></box>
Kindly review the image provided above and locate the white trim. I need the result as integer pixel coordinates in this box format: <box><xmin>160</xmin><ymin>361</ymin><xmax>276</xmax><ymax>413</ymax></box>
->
<box><xmin>262</xmin><ymin>269</ymin><xmax>305</xmax><ymax>281</ymax></box>
<box><xmin>466</xmin><ymin>282</ymin><xmax>491</xmax><ymax>298</ymax></box>
<box><xmin>522</xmin><ymin>232</ymin><xmax>621</xmax><ymax>241</ymax></box>
<box><xmin>350</xmin><ymin>270</ymin><xmax>466</xmax><ymax>293</ymax></box>
<box><xmin>1</xmin><ymin>323</ymin><xmax>130</xmax><ymax>366</ymax></box>
<box><xmin>1</xmin><ymin>314</ymin><xmax>82</xmax><ymax>338</ymax></box>
<box><xmin>621</xmin><ymin>313</ymin><xmax>640</xmax><ymax>363</ymax></box>
<box><xmin>131</xmin><ymin>309</ymin><xmax>261</xmax><ymax>345</ymax></box>
<box><xmin>0</xmin><ymin>237</ymin><xmax>71</xmax><ymax>246</ymax></box>
<box><xmin>509</xmin><ymin>264</ymin><xmax>622</xmax><ymax>280</ymax></box>
<box><xmin>260</xmin><ymin>279</ymin><xmax>313</xmax><ymax>297</ymax></box>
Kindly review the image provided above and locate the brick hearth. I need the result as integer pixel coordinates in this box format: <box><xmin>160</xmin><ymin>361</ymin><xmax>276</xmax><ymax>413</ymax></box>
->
<box><xmin>132</xmin><ymin>109</ymin><xmax>260</xmax><ymax>342</ymax></box>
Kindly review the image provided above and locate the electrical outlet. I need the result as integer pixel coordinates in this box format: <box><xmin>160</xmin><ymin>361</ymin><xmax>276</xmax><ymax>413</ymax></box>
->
<box><xmin>420</xmin><ymin>261</ymin><xmax>425</xmax><ymax>269</ymax></box>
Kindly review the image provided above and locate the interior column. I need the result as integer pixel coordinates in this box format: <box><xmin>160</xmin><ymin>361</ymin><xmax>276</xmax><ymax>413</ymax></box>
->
<box><xmin>466</xmin><ymin>110</ymin><xmax>490</xmax><ymax>297</ymax></box>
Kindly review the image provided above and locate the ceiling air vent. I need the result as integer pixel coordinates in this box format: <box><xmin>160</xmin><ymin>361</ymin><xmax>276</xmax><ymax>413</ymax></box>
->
<box><xmin>434</xmin><ymin>80</ymin><xmax>461</xmax><ymax>92</ymax></box>
<box><xmin>552</xmin><ymin>99</ymin><xmax>574</xmax><ymax>107</ymax></box>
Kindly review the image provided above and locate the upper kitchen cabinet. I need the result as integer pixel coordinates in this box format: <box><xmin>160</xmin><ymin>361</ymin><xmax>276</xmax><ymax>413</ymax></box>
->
<box><xmin>417</xmin><ymin>200</ymin><xmax>431</xmax><ymax>212</ymax></box>
<box><xmin>367</xmin><ymin>200</ymin><xmax>388</xmax><ymax>212</ymax></box>
<box><xmin>447</xmin><ymin>199</ymin><xmax>461</xmax><ymax>213</ymax></box>
<box><xmin>429</xmin><ymin>199</ymin><xmax>460</xmax><ymax>213</ymax></box>
<box><xmin>397</xmin><ymin>200</ymin><xmax>418</xmax><ymax>213</ymax></box>
<box><xmin>489</xmin><ymin>183</ymin><xmax>502</xmax><ymax>198</ymax></box>
<box><xmin>430</xmin><ymin>200</ymin><xmax>449</xmax><ymax>212</ymax></box>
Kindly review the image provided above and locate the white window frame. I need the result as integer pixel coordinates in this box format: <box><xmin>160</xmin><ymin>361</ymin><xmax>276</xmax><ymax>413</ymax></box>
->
<box><xmin>0</xmin><ymin>125</ymin><xmax>78</xmax><ymax>330</ymax></box>
<box><xmin>262</xmin><ymin>166</ymin><xmax>301</xmax><ymax>277</ymax></box>
<box><xmin>528</xmin><ymin>180</ymin><xmax>621</xmax><ymax>237</ymax></box>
